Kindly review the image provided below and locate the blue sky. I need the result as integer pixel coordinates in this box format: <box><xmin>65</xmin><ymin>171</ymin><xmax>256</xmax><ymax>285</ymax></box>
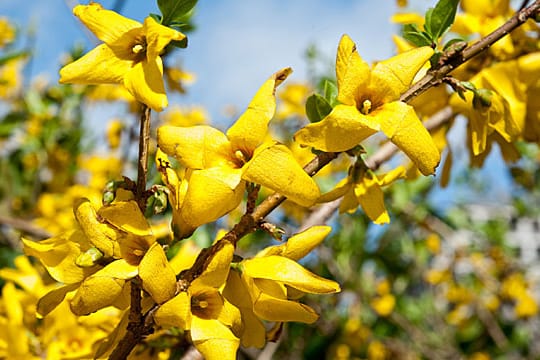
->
<box><xmin>1</xmin><ymin>0</ymin><xmax>514</xmax><ymax>209</ymax></box>
<box><xmin>1</xmin><ymin>0</ymin><xmax>402</xmax><ymax>123</ymax></box>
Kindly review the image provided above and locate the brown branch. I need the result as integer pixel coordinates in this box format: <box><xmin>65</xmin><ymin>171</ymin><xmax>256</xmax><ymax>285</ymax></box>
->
<box><xmin>400</xmin><ymin>0</ymin><xmax>540</xmax><ymax>103</ymax></box>
<box><xmin>0</xmin><ymin>215</ymin><xmax>52</xmax><ymax>241</ymax></box>
<box><xmin>136</xmin><ymin>104</ymin><xmax>152</xmax><ymax>212</ymax></box>
<box><xmin>109</xmin><ymin>104</ymin><xmax>152</xmax><ymax>360</ymax></box>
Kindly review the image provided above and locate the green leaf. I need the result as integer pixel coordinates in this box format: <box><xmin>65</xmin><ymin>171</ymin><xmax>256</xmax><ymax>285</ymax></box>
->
<box><xmin>424</xmin><ymin>0</ymin><xmax>460</xmax><ymax>41</ymax></box>
<box><xmin>158</xmin><ymin>0</ymin><xmax>197</xmax><ymax>26</ymax></box>
<box><xmin>322</xmin><ymin>80</ymin><xmax>338</xmax><ymax>106</ymax></box>
<box><xmin>403</xmin><ymin>24</ymin><xmax>433</xmax><ymax>47</ymax></box>
<box><xmin>305</xmin><ymin>93</ymin><xmax>333</xmax><ymax>123</ymax></box>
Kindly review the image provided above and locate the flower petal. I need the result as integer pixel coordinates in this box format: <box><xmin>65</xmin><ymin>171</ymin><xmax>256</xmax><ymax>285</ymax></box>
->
<box><xmin>157</xmin><ymin>125</ymin><xmax>233</xmax><ymax>169</ymax></box>
<box><xmin>98</xmin><ymin>200</ymin><xmax>153</xmax><ymax>237</ymax></box>
<box><xmin>22</xmin><ymin>231</ymin><xmax>100</xmax><ymax>284</ymax></box>
<box><xmin>70</xmin><ymin>276</ymin><xmax>126</xmax><ymax>315</ymax></box>
<box><xmin>190</xmin><ymin>317</ymin><xmax>240</xmax><ymax>360</ymax></box>
<box><xmin>123</xmin><ymin>58</ymin><xmax>167</xmax><ymax>111</ymax></box>
<box><xmin>251</xmin><ymin>288</ymin><xmax>319</xmax><ymax>323</ymax></box>
<box><xmin>144</xmin><ymin>16</ymin><xmax>186</xmax><ymax>60</ymax></box>
<box><xmin>223</xmin><ymin>270</ymin><xmax>266</xmax><ymax>348</ymax></box>
<box><xmin>378</xmin><ymin>102</ymin><xmax>440</xmax><ymax>175</ymax></box>
<box><xmin>139</xmin><ymin>242</ymin><xmax>177</xmax><ymax>304</ymax></box>
<box><xmin>37</xmin><ymin>283</ymin><xmax>80</xmax><ymax>318</ymax></box>
<box><xmin>226</xmin><ymin>68</ymin><xmax>292</xmax><ymax>154</ymax></box>
<box><xmin>242</xmin><ymin>144</ymin><xmax>320</xmax><ymax>207</ymax></box>
<box><xmin>154</xmin><ymin>291</ymin><xmax>191</xmax><ymax>329</ymax></box>
<box><xmin>354</xmin><ymin>180</ymin><xmax>390</xmax><ymax>225</ymax></box>
<box><xmin>242</xmin><ymin>255</ymin><xmax>340</xmax><ymax>294</ymax></box>
<box><xmin>59</xmin><ymin>44</ymin><xmax>130</xmax><ymax>84</ymax></box>
<box><xmin>192</xmin><ymin>241</ymin><xmax>234</xmax><ymax>289</ymax></box>
<box><xmin>336</xmin><ymin>34</ymin><xmax>371</xmax><ymax>106</ymax></box>
<box><xmin>255</xmin><ymin>225</ymin><xmax>331</xmax><ymax>261</ymax></box>
<box><xmin>72</xmin><ymin>3</ymin><xmax>141</xmax><ymax>45</ymax></box>
<box><xmin>294</xmin><ymin>104</ymin><xmax>379</xmax><ymax>152</ymax></box>
<box><xmin>173</xmin><ymin>168</ymin><xmax>244</xmax><ymax>238</ymax></box>
<box><xmin>371</xmin><ymin>46</ymin><xmax>434</xmax><ymax>101</ymax></box>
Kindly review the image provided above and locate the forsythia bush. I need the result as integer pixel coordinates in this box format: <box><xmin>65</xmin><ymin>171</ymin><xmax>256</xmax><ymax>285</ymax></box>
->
<box><xmin>0</xmin><ymin>0</ymin><xmax>540</xmax><ymax>359</ymax></box>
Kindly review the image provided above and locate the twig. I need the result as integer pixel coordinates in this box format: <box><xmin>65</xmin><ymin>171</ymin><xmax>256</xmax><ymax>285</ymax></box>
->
<box><xmin>109</xmin><ymin>104</ymin><xmax>152</xmax><ymax>360</ymax></box>
<box><xmin>0</xmin><ymin>215</ymin><xmax>52</xmax><ymax>241</ymax></box>
<box><xmin>400</xmin><ymin>0</ymin><xmax>540</xmax><ymax>103</ymax></box>
<box><xmin>136</xmin><ymin>105</ymin><xmax>152</xmax><ymax>212</ymax></box>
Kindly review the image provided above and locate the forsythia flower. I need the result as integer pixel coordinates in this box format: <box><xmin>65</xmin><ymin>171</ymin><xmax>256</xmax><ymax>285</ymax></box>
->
<box><xmin>318</xmin><ymin>165</ymin><xmax>406</xmax><ymax>224</ymax></box>
<box><xmin>154</xmin><ymin>240</ymin><xmax>242</xmax><ymax>360</ymax></box>
<box><xmin>223</xmin><ymin>226</ymin><xmax>340</xmax><ymax>348</ymax></box>
<box><xmin>294</xmin><ymin>34</ymin><xmax>440</xmax><ymax>175</ymax></box>
<box><xmin>23</xmin><ymin>200</ymin><xmax>177</xmax><ymax>316</ymax></box>
<box><xmin>59</xmin><ymin>3</ymin><xmax>185</xmax><ymax>111</ymax></box>
<box><xmin>157</xmin><ymin>68</ymin><xmax>320</xmax><ymax>238</ymax></box>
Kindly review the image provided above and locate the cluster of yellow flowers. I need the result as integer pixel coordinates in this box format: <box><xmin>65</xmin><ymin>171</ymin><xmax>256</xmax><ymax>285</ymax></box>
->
<box><xmin>1</xmin><ymin>0</ymin><xmax>539</xmax><ymax>358</ymax></box>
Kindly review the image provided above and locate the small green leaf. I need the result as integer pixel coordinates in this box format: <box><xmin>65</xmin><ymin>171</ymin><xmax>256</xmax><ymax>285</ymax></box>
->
<box><xmin>305</xmin><ymin>93</ymin><xmax>333</xmax><ymax>123</ymax></box>
<box><xmin>322</xmin><ymin>80</ymin><xmax>338</xmax><ymax>106</ymax></box>
<box><xmin>429</xmin><ymin>50</ymin><xmax>442</xmax><ymax>68</ymax></box>
<box><xmin>158</xmin><ymin>0</ymin><xmax>197</xmax><ymax>26</ymax></box>
<box><xmin>443</xmin><ymin>38</ymin><xmax>467</xmax><ymax>51</ymax></box>
<box><xmin>425</xmin><ymin>0</ymin><xmax>460</xmax><ymax>41</ymax></box>
<box><xmin>403</xmin><ymin>24</ymin><xmax>433</xmax><ymax>47</ymax></box>
<box><xmin>149</xmin><ymin>13</ymin><xmax>162</xmax><ymax>23</ymax></box>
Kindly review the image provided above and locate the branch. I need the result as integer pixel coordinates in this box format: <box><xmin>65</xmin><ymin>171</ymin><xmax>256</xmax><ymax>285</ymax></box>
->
<box><xmin>400</xmin><ymin>0</ymin><xmax>540</xmax><ymax>103</ymax></box>
<box><xmin>109</xmin><ymin>104</ymin><xmax>152</xmax><ymax>360</ymax></box>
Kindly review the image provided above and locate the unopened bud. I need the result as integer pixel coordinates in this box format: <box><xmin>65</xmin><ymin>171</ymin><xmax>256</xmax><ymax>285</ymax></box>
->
<box><xmin>473</xmin><ymin>89</ymin><xmax>493</xmax><ymax>110</ymax></box>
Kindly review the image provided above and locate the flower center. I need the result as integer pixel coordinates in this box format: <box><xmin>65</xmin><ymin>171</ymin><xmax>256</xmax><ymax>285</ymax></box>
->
<box><xmin>132</xmin><ymin>44</ymin><xmax>145</xmax><ymax>54</ymax></box>
<box><xmin>360</xmin><ymin>99</ymin><xmax>372</xmax><ymax>115</ymax></box>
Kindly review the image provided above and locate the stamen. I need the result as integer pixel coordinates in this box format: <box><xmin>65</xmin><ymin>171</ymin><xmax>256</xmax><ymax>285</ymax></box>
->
<box><xmin>234</xmin><ymin>150</ymin><xmax>246</xmax><ymax>163</ymax></box>
<box><xmin>132</xmin><ymin>44</ymin><xmax>145</xmax><ymax>54</ymax></box>
<box><xmin>361</xmin><ymin>99</ymin><xmax>372</xmax><ymax>115</ymax></box>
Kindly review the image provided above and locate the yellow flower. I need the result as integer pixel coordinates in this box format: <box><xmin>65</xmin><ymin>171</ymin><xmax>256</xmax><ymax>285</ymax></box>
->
<box><xmin>276</xmin><ymin>82</ymin><xmax>311</xmax><ymax>119</ymax></box>
<box><xmin>223</xmin><ymin>226</ymin><xmax>339</xmax><ymax>348</ymax></box>
<box><xmin>24</xmin><ymin>200</ymin><xmax>177</xmax><ymax>316</ymax></box>
<box><xmin>0</xmin><ymin>57</ymin><xmax>24</xmax><ymax>99</ymax></box>
<box><xmin>453</xmin><ymin>0</ymin><xmax>513</xmax><ymax>59</ymax></box>
<box><xmin>154</xmin><ymin>241</ymin><xmax>241</xmax><ymax>360</ymax></box>
<box><xmin>294</xmin><ymin>34</ymin><xmax>439</xmax><ymax>175</ymax></box>
<box><xmin>319</xmin><ymin>165</ymin><xmax>406</xmax><ymax>224</ymax></box>
<box><xmin>0</xmin><ymin>17</ymin><xmax>15</xmax><ymax>48</ymax></box>
<box><xmin>59</xmin><ymin>3</ymin><xmax>185</xmax><ymax>111</ymax></box>
<box><xmin>157</xmin><ymin>68</ymin><xmax>320</xmax><ymax>238</ymax></box>
<box><xmin>106</xmin><ymin>119</ymin><xmax>124</xmax><ymax>149</ymax></box>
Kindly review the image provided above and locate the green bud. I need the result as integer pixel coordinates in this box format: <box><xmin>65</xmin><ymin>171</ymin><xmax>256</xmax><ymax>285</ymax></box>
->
<box><xmin>76</xmin><ymin>247</ymin><xmax>104</xmax><ymax>267</ymax></box>
<box><xmin>473</xmin><ymin>88</ymin><xmax>493</xmax><ymax>110</ymax></box>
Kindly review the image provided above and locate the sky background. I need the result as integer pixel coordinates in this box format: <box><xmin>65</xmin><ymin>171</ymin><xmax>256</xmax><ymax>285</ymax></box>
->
<box><xmin>0</xmin><ymin>0</ymin><xmax>514</xmax><ymax>210</ymax></box>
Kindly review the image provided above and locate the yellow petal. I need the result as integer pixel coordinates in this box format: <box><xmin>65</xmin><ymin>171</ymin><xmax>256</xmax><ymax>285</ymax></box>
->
<box><xmin>157</xmin><ymin>125</ymin><xmax>233</xmax><ymax>169</ymax></box>
<box><xmin>154</xmin><ymin>291</ymin><xmax>191</xmax><ymax>329</ymax></box>
<box><xmin>70</xmin><ymin>276</ymin><xmax>127</xmax><ymax>315</ymax></box>
<box><xmin>354</xmin><ymin>180</ymin><xmax>390</xmax><ymax>225</ymax></box>
<box><xmin>242</xmin><ymin>144</ymin><xmax>320</xmax><ymax>207</ymax></box>
<box><xmin>339</xmin><ymin>187</ymin><xmax>360</xmax><ymax>214</ymax></box>
<box><xmin>226</xmin><ymin>68</ymin><xmax>292</xmax><ymax>154</ymax></box>
<box><xmin>294</xmin><ymin>104</ymin><xmax>379</xmax><ymax>152</ymax></box>
<box><xmin>379</xmin><ymin>166</ymin><xmax>407</xmax><ymax>186</ymax></box>
<box><xmin>98</xmin><ymin>200</ymin><xmax>153</xmax><ymax>237</ymax></box>
<box><xmin>123</xmin><ymin>58</ymin><xmax>167</xmax><ymax>111</ymax></box>
<box><xmin>251</xmin><ymin>288</ymin><xmax>319</xmax><ymax>323</ymax></box>
<box><xmin>318</xmin><ymin>177</ymin><xmax>351</xmax><ymax>203</ymax></box>
<box><xmin>72</xmin><ymin>3</ymin><xmax>141</xmax><ymax>45</ymax></box>
<box><xmin>139</xmin><ymin>243</ymin><xmax>177</xmax><ymax>304</ymax></box>
<box><xmin>335</xmin><ymin>34</ymin><xmax>371</xmax><ymax>106</ymax></box>
<box><xmin>22</xmin><ymin>231</ymin><xmax>100</xmax><ymax>284</ymax></box>
<box><xmin>242</xmin><ymin>255</ymin><xmax>340</xmax><ymax>294</ymax></box>
<box><xmin>192</xmin><ymin>241</ymin><xmax>234</xmax><ymax>288</ymax></box>
<box><xmin>378</xmin><ymin>101</ymin><xmax>440</xmax><ymax>175</ymax></box>
<box><xmin>255</xmin><ymin>225</ymin><xmax>331</xmax><ymax>261</ymax></box>
<box><xmin>371</xmin><ymin>46</ymin><xmax>434</xmax><ymax>101</ymax></box>
<box><xmin>143</xmin><ymin>16</ymin><xmax>186</xmax><ymax>60</ymax></box>
<box><xmin>37</xmin><ymin>283</ymin><xmax>80</xmax><ymax>318</ymax></box>
<box><xmin>190</xmin><ymin>317</ymin><xmax>240</xmax><ymax>360</ymax></box>
<box><xmin>59</xmin><ymin>44</ymin><xmax>130</xmax><ymax>84</ymax></box>
<box><xmin>223</xmin><ymin>270</ymin><xmax>266</xmax><ymax>348</ymax></box>
<box><xmin>173</xmin><ymin>167</ymin><xmax>244</xmax><ymax>238</ymax></box>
